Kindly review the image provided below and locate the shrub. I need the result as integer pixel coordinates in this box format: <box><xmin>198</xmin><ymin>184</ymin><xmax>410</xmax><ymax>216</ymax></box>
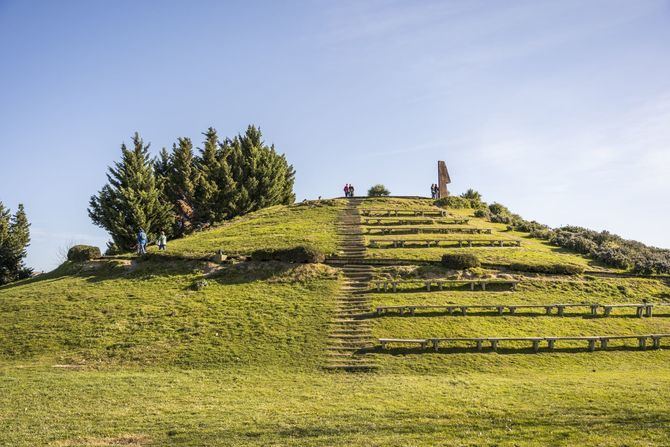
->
<box><xmin>508</xmin><ymin>262</ymin><xmax>584</xmax><ymax>275</ymax></box>
<box><xmin>441</xmin><ymin>253</ymin><xmax>481</xmax><ymax>269</ymax></box>
<box><xmin>367</xmin><ymin>184</ymin><xmax>390</xmax><ymax>197</ymax></box>
<box><xmin>460</xmin><ymin>189</ymin><xmax>482</xmax><ymax>202</ymax></box>
<box><xmin>474</xmin><ymin>208</ymin><xmax>490</xmax><ymax>219</ymax></box>
<box><xmin>530</xmin><ymin>228</ymin><xmax>553</xmax><ymax>239</ymax></box>
<box><xmin>251</xmin><ymin>246</ymin><xmax>325</xmax><ymax>264</ymax></box>
<box><xmin>488</xmin><ymin>202</ymin><xmax>510</xmax><ymax>216</ymax></box>
<box><xmin>192</xmin><ymin>279</ymin><xmax>209</xmax><ymax>291</ymax></box>
<box><xmin>67</xmin><ymin>245</ymin><xmax>102</xmax><ymax>262</ymax></box>
<box><xmin>434</xmin><ymin>196</ymin><xmax>478</xmax><ymax>209</ymax></box>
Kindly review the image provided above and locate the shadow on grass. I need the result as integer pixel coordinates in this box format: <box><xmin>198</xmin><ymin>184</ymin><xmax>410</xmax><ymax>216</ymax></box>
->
<box><xmin>365</xmin><ymin>345</ymin><xmax>664</xmax><ymax>355</ymax></box>
<box><xmin>368</xmin><ymin>311</ymin><xmax>653</xmax><ymax>319</ymax></box>
<box><xmin>0</xmin><ymin>255</ymin><xmax>324</xmax><ymax>292</ymax></box>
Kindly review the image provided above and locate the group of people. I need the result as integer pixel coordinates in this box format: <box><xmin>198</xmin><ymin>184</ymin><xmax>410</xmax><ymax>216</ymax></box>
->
<box><xmin>136</xmin><ymin>228</ymin><xmax>168</xmax><ymax>255</ymax></box>
<box><xmin>430</xmin><ymin>184</ymin><xmax>441</xmax><ymax>199</ymax></box>
<box><xmin>343</xmin><ymin>184</ymin><xmax>356</xmax><ymax>197</ymax></box>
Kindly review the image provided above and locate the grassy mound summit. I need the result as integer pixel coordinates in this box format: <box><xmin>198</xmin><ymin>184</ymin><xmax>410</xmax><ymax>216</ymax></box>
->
<box><xmin>1</xmin><ymin>197</ymin><xmax>669</xmax><ymax>446</ymax></box>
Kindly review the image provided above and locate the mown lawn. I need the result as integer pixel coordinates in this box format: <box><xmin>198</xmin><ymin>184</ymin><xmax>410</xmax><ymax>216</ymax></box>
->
<box><xmin>2</xmin><ymin>196</ymin><xmax>669</xmax><ymax>446</ymax></box>
<box><xmin>1</xmin><ymin>361</ymin><xmax>669</xmax><ymax>446</ymax></box>
<box><xmin>0</xmin><ymin>260</ymin><xmax>339</xmax><ymax>369</ymax></box>
<box><xmin>162</xmin><ymin>200</ymin><xmax>343</xmax><ymax>259</ymax></box>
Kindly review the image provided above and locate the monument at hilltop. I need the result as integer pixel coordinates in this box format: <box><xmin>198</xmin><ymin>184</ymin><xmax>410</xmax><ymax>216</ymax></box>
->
<box><xmin>437</xmin><ymin>160</ymin><xmax>451</xmax><ymax>198</ymax></box>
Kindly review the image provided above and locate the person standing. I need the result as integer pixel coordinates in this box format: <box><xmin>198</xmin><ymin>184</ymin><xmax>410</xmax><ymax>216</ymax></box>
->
<box><xmin>137</xmin><ymin>228</ymin><xmax>147</xmax><ymax>255</ymax></box>
<box><xmin>344</xmin><ymin>184</ymin><xmax>350</xmax><ymax>197</ymax></box>
<box><xmin>350</xmin><ymin>184</ymin><xmax>355</xmax><ymax>197</ymax></box>
<box><xmin>158</xmin><ymin>231</ymin><xmax>167</xmax><ymax>251</ymax></box>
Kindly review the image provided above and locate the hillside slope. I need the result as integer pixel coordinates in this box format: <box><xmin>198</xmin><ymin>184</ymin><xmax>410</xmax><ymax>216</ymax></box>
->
<box><xmin>1</xmin><ymin>197</ymin><xmax>669</xmax><ymax>447</ymax></box>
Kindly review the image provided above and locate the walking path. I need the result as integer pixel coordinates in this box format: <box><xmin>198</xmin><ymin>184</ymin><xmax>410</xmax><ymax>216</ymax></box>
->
<box><xmin>324</xmin><ymin>198</ymin><xmax>376</xmax><ymax>371</ymax></box>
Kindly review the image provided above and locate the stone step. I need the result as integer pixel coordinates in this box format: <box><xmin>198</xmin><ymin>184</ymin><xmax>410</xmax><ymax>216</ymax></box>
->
<box><xmin>328</xmin><ymin>329</ymin><xmax>371</xmax><ymax>335</ymax></box>
<box><xmin>330</xmin><ymin>318</ymin><xmax>368</xmax><ymax>325</ymax></box>
<box><xmin>329</xmin><ymin>336</ymin><xmax>373</xmax><ymax>341</ymax></box>
<box><xmin>323</xmin><ymin>364</ymin><xmax>377</xmax><ymax>371</ymax></box>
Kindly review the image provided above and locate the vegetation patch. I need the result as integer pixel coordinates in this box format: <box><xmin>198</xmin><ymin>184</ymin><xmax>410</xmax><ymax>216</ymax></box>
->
<box><xmin>509</xmin><ymin>262</ymin><xmax>584</xmax><ymax>275</ymax></box>
<box><xmin>67</xmin><ymin>245</ymin><xmax>102</xmax><ymax>262</ymax></box>
<box><xmin>441</xmin><ymin>253</ymin><xmax>481</xmax><ymax>269</ymax></box>
<box><xmin>251</xmin><ymin>246</ymin><xmax>325</xmax><ymax>264</ymax></box>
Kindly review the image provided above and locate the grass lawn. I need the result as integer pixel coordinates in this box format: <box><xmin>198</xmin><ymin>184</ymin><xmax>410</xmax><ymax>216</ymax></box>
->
<box><xmin>1</xmin><ymin>361</ymin><xmax>669</xmax><ymax>446</ymax></box>
<box><xmin>161</xmin><ymin>200</ymin><xmax>343</xmax><ymax>260</ymax></box>
<box><xmin>2</xmin><ymin>196</ymin><xmax>669</xmax><ymax>446</ymax></box>
<box><xmin>0</xmin><ymin>260</ymin><xmax>339</xmax><ymax>369</ymax></box>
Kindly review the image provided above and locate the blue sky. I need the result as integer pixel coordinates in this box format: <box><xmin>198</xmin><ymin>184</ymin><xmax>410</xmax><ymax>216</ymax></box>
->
<box><xmin>1</xmin><ymin>0</ymin><xmax>669</xmax><ymax>271</ymax></box>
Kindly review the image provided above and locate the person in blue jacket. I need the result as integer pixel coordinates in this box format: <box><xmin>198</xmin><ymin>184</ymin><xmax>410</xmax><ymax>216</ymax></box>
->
<box><xmin>137</xmin><ymin>228</ymin><xmax>148</xmax><ymax>255</ymax></box>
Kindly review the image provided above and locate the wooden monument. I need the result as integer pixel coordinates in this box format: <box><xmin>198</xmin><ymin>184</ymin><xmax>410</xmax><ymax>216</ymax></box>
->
<box><xmin>437</xmin><ymin>160</ymin><xmax>451</xmax><ymax>198</ymax></box>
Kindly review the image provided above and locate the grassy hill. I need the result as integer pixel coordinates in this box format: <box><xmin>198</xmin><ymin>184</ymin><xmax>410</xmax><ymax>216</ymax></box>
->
<box><xmin>1</xmin><ymin>197</ymin><xmax>669</xmax><ymax>446</ymax></box>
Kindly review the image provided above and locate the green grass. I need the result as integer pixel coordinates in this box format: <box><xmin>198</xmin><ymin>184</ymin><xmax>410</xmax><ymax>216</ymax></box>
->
<box><xmin>0</xmin><ymin>259</ymin><xmax>339</xmax><ymax>369</ymax></box>
<box><xmin>162</xmin><ymin>200</ymin><xmax>344</xmax><ymax>259</ymax></box>
<box><xmin>1</xmin><ymin>361</ymin><xmax>669</xmax><ymax>446</ymax></box>
<box><xmin>1</xmin><ymin>196</ymin><xmax>670</xmax><ymax>446</ymax></box>
<box><xmin>363</xmin><ymin>206</ymin><xmax>612</xmax><ymax>270</ymax></box>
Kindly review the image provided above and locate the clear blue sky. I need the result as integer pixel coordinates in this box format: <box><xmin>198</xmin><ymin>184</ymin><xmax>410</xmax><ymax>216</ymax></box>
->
<box><xmin>1</xmin><ymin>0</ymin><xmax>669</xmax><ymax>271</ymax></box>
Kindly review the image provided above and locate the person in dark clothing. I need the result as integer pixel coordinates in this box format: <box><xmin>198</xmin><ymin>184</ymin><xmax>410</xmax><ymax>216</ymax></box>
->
<box><xmin>137</xmin><ymin>228</ymin><xmax>147</xmax><ymax>255</ymax></box>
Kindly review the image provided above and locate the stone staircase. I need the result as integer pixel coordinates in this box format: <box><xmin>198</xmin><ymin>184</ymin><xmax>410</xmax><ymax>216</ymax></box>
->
<box><xmin>324</xmin><ymin>198</ymin><xmax>376</xmax><ymax>371</ymax></box>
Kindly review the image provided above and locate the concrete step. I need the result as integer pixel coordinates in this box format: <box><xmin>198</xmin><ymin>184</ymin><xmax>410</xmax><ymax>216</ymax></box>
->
<box><xmin>323</xmin><ymin>364</ymin><xmax>377</xmax><ymax>371</ymax></box>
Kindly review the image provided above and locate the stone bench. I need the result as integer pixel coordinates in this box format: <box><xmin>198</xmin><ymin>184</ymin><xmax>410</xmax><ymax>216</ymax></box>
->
<box><xmin>365</xmin><ymin>227</ymin><xmax>493</xmax><ymax>235</ymax></box>
<box><xmin>360</xmin><ymin>209</ymin><xmax>448</xmax><ymax>217</ymax></box>
<box><xmin>375</xmin><ymin>302</ymin><xmax>657</xmax><ymax>318</ymax></box>
<box><xmin>371</xmin><ymin>279</ymin><xmax>519</xmax><ymax>293</ymax></box>
<box><xmin>368</xmin><ymin>239</ymin><xmax>522</xmax><ymax>248</ymax></box>
<box><xmin>379</xmin><ymin>334</ymin><xmax>670</xmax><ymax>352</ymax></box>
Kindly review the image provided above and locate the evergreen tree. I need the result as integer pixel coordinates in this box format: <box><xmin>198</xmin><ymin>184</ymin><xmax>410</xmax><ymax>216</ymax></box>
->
<box><xmin>0</xmin><ymin>202</ymin><xmax>12</xmax><ymax>284</ymax></box>
<box><xmin>0</xmin><ymin>202</ymin><xmax>31</xmax><ymax>285</ymax></box>
<box><xmin>88</xmin><ymin>133</ymin><xmax>174</xmax><ymax>250</ymax></box>
<box><xmin>165</xmin><ymin>138</ymin><xmax>198</xmax><ymax>235</ymax></box>
<box><xmin>227</xmin><ymin>125</ymin><xmax>295</xmax><ymax>216</ymax></box>
<box><xmin>212</xmin><ymin>137</ymin><xmax>239</xmax><ymax>220</ymax></box>
<box><xmin>194</xmin><ymin>128</ymin><xmax>227</xmax><ymax>224</ymax></box>
<box><xmin>154</xmin><ymin>147</ymin><xmax>171</xmax><ymax>184</ymax></box>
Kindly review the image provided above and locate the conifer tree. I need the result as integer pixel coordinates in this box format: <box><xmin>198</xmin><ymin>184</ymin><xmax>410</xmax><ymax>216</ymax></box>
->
<box><xmin>0</xmin><ymin>202</ymin><xmax>12</xmax><ymax>284</ymax></box>
<box><xmin>88</xmin><ymin>133</ymin><xmax>174</xmax><ymax>250</ymax></box>
<box><xmin>227</xmin><ymin>125</ymin><xmax>295</xmax><ymax>216</ymax></box>
<box><xmin>0</xmin><ymin>202</ymin><xmax>31</xmax><ymax>285</ymax></box>
<box><xmin>165</xmin><ymin>138</ymin><xmax>198</xmax><ymax>235</ymax></box>
<box><xmin>212</xmin><ymin>137</ymin><xmax>239</xmax><ymax>220</ymax></box>
<box><xmin>154</xmin><ymin>147</ymin><xmax>171</xmax><ymax>183</ymax></box>
<box><xmin>194</xmin><ymin>128</ymin><xmax>224</xmax><ymax>223</ymax></box>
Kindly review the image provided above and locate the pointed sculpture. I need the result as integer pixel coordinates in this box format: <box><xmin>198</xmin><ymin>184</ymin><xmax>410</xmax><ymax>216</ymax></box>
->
<box><xmin>437</xmin><ymin>160</ymin><xmax>451</xmax><ymax>198</ymax></box>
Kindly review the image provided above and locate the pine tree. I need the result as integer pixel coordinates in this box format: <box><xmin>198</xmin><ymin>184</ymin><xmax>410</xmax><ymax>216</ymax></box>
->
<box><xmin>227</xmin><ymin>125</ymin><xmax>295</xmax><ymax>216</ymax></box>
<box><xmin>0</xmin><ymin>202</ymin><xmax>12</xmax><ymax>284</ymax></box>
<box><xmin>88</xmin><ymin>133</ymin><xmax>174</xmax><ymax>250</ymax></box>
<box><xmin>166</xmin><ymin>138</ymin><xmax>198</xmax><ymax>235</ymax></box>
<box><xmin>0</xmin><ymin>202</ymin><xmax>31</xmax><ymax>285</ymax></box>
<box><xmin>194</xmin><ymin>128</ymin><xmax>223</xmax><ymax>224</ymax></box>
<box><xmin>154</xmin><ymin>147</ymin><xmax>171</xmax><ymax>184</ymax></box>
<box><xmin>213</xmin><ymin>137</ymin><xmax>239</xmax><ymax>220</ymax></box>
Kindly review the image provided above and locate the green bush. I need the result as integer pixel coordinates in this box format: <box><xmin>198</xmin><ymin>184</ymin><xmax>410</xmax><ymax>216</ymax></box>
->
<box><xmin>441</xmin><ymin>253</ymin><xmax>481</xmax><ymax>269</ymax></box>
<box><xmin>434</xmin><ymin>196</ymin><xmax>478</xmax><ymax>209</ymax></box>
<box><xmin>251</xmin><ymin>246</ymin><xmax>325</xmax><ymax>263</ymax></box>
<box><xmin>488</xmin><ymin>202</ymin><xmax>511</xmax><ymax>216</ymax></box>
<box><xmin>508</xmin><ymin>262</ymin><xmax>584</xmax><ymax>275</ymax></box>
<box><xmin>474</xmin><ymin>208</ymin><xmax>490</xmax><ymax>219</ymax></box>
<box><xmin>367</xmin><ymin>184</ymin><xmax>390</xmax><ymax>197</ymax></box>
<box><xmin>67</xmin><ymin>245</ymin><xmax>102</xmax><ymax>262</ymax></box>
